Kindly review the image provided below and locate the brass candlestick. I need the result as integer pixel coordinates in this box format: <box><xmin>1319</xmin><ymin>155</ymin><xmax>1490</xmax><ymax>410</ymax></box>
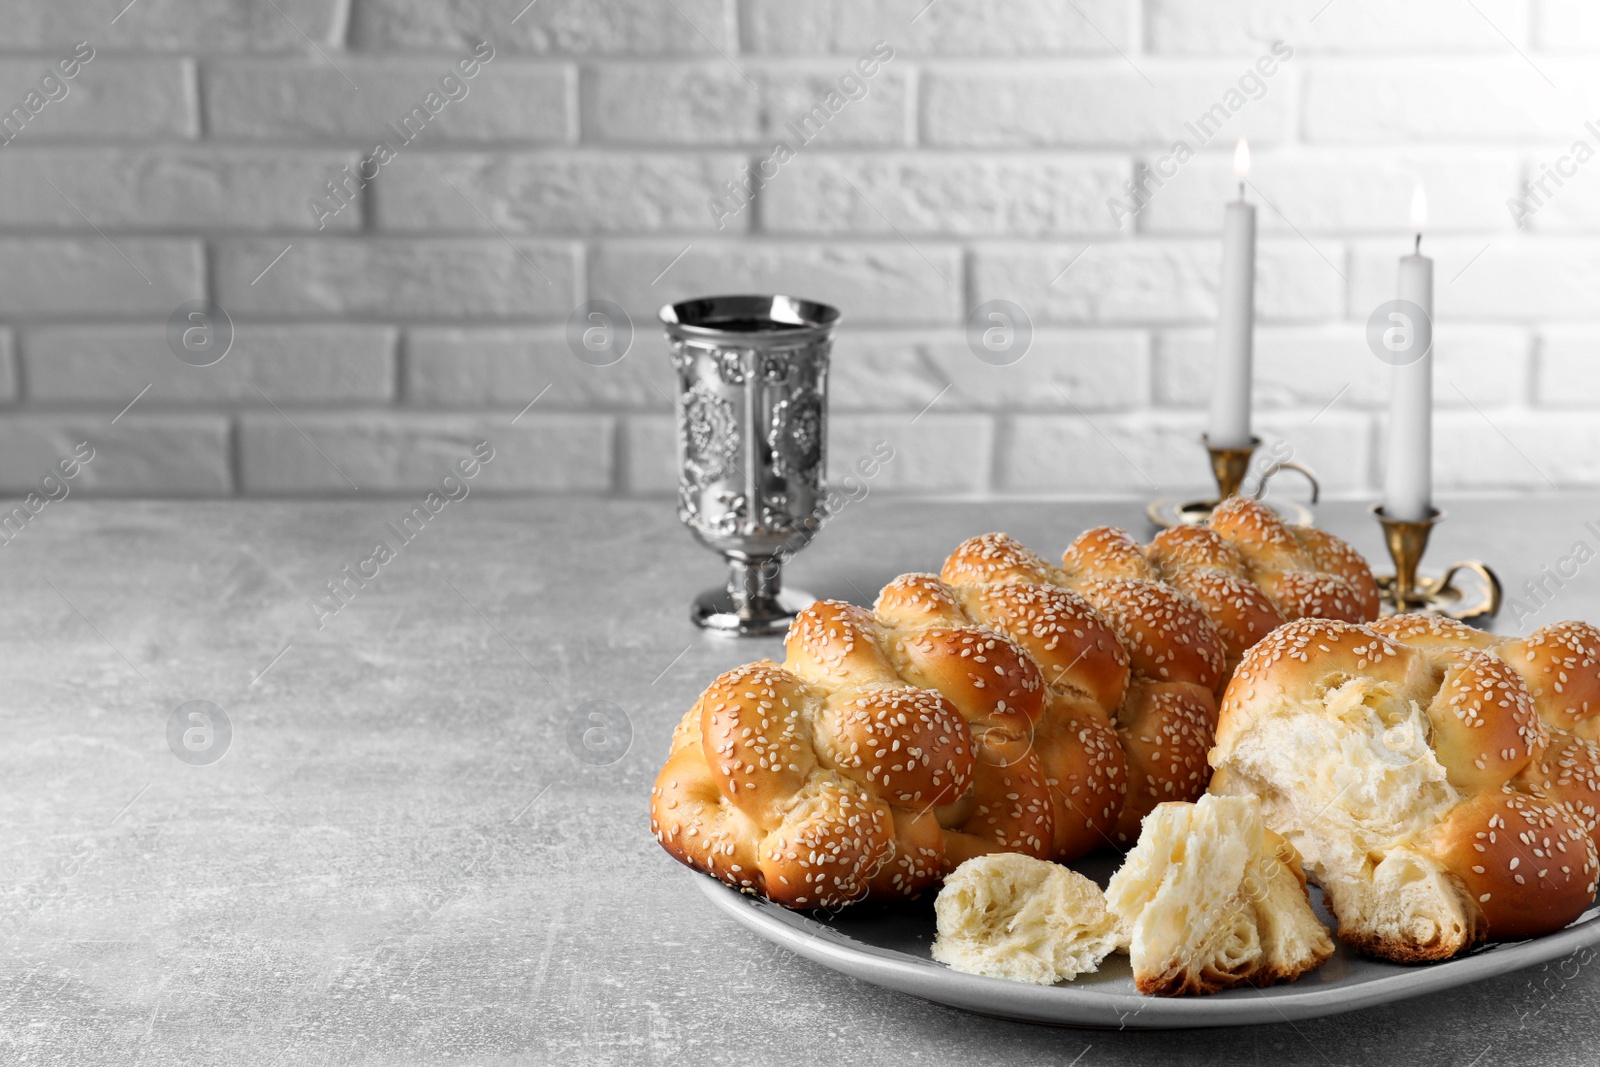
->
<box><xmin>1147</xmin><ymin>435</ymin><xmax>1319</xmax><ymax>529</ymax></box>
<box><xmin>1372</xmin><ymin>505</ymin><xmax>1502</xmax><ymax>621</ymax></box>
<box><xmin>1207</xmin><ymin>435</ymin><xmax>1255</xmax><ymax>501</ymax></box>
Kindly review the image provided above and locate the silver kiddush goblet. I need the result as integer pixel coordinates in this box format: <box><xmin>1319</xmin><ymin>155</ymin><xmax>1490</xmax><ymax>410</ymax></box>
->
<box><xmin>662</xmin><ymin>294</ymin><xmax>838</xmax><ymax>636</ymax></box>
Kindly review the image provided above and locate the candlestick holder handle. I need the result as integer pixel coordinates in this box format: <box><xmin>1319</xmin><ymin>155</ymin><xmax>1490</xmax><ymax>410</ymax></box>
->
<box><xmin>1433</xmin><ymin>561</ymin><xmax>1503</xmax><ymax>618</ymax></box>
<box><xmin>1372</xmin><ymin>505</ymin><xmax>1501</xmax><ymax>622</ymax></box>
<box><xmin>1252</xmin><ymin>461</ymin><xmax>1320</xmax><ymax>505</ymax></box>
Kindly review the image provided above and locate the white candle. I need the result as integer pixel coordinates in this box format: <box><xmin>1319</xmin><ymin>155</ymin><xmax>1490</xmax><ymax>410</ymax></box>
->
<box><xmin>1208</xmin><ymin>139</ymin><xmax>1257</xmax><ymax>450</ymax></box>
<box><xmin>1384</xmin><ymin>185</ymin><xmax>1434</xmax><ymax>522</ymax></box>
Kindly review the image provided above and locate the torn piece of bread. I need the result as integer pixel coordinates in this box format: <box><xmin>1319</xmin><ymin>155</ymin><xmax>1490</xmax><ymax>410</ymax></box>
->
<box><xmin>1105</xmin><ymin>794</ymin><xmax>1333</xmax><ymax>996</ymax></box>
<box><xmin>931</xmin><ymin>853</ymin><xmax>1120</xmax><ymax>984</ymax></box>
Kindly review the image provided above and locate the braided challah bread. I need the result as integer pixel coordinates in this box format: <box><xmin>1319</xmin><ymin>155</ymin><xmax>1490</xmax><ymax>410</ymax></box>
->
<box><xmin>651</xmin><ymin>500</ymin><xmax>1378</xmax><ymax>910</ymax></box>
<box><xmin>1209</xmin><ymin>614</ymin><xmax>1600</xmax><ymax>961</ymax></box>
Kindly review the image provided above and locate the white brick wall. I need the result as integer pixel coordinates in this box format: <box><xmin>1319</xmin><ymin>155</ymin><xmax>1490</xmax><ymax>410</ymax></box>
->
<box><xmin>0</xmin><ymin>0</ymin><xmax>1594</xmax><ymax>498</ymax></box>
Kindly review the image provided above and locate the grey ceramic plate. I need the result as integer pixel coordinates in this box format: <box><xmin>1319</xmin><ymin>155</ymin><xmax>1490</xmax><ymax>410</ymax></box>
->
<box><xmin>695</xmin><ymin>856</ymin><xmax>1600</xmax><ymax>1029</ymax></box>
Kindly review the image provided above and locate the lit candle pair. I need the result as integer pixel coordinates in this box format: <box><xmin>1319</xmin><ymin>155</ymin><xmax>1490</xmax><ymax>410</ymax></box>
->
<box><xmin>1206</xmin><ymin>146</ymin><xmax>1433</xmax><ymax>520</ymax></box>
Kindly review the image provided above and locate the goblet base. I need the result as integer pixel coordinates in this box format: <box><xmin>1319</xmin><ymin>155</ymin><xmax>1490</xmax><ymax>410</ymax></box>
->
<box><xmin>691</xmin><ymin>586</ymin><xmax>817</xmax><ymax>637</ymax></box>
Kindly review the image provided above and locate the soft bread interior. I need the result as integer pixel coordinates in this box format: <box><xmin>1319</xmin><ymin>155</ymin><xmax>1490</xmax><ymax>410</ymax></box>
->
<box><xmin>1255</xmin><ymin>830</ymin><xmax>1341</xmax><ymax>972</ymax></box>
<box><xmin>1105</xmin><ymin>794</ymin><xmax>1333</xmax><ymax>995</ymax></box>
<box><xmin>931</xmin><ymin>853</ymin><xmax>1119</xmax><ymax>985</ymax></box>
<box><xmin>1210</xmin><ymin>675</ymin><xmax>1481</xmax><ymax>960</ymax></box>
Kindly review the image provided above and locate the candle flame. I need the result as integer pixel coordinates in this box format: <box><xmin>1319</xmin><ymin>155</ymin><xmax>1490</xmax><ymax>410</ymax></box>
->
<box><xmin>1233</xmin><ymin>138</ymin><xmax>1251</xmax><ymax>180</ymax></box>
<box><xmin>1410</xmin><ymin>183</ymin><xmax>1428</xmax><ymax>231</ymax></box>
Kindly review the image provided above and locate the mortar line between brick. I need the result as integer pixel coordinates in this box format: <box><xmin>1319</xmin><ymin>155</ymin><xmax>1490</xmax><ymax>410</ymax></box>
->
<box><xmin>611</xmin><ymin>417</ymin><xmax>627</xmax><ymax>496</ymax></box>
<box><xmin>726</xmin><ymin>0</ymin><xmax>745</xmax><ymax>57</ymax></box>
<box><xmin>1525</xmin><ymin>330</ymin><xmax>1542</xmax><ymax>408</ymax></box>
<box><xmin>987</xmin><ymin>413</ymin><xmax>1007</xmax><ymax>495</ymax></box>
<box><xmin>358</xmin><ymin>165</ymin><xmax>376</xmax><ymax>235</ymax></box>
<box><xmin>746</xmin><ymin>152</ymin><xmax>765</xmax><ymax>233</ymax></box>
<box><xmin>1129</xmin><ymin>0</ymin><xmax>1146</xmax><ymax>56</ymax></box>
<box><xmin>566</xmin><ymin>63</ymin><xmax>581</xmax><ymax>145</ymax></box>
<box><xmin>332</xmin><ymin>0</ymin><xmax>355</xmax><ymax>50</ymax></box>
<box><xmin>188</xmin><ymin>56</ymin><xmax>207</xmax><ymax>140</ymax></box>
<box><xmin>8</xmin><ymin>327</ymin><xmax>25</xmax><ymax>406</ymax></box>
<box><xmin>227</xmin><ymin>416</ymin><xmax>244</xmax><ymax>497</ymax></box>
<box><xmin>394</xmin><ymin>329</ymin><xmax>411</xmax><ymax>406</ymax></box>
<box><xmin>1367</xmin><ymin>415</ymin><xmax>1382</xmax><ymax>495</ymax></box>
<box><xmin>905</xmin><ymin>63</ymin><xmax>921</xmax><ymax>148</ymax></box>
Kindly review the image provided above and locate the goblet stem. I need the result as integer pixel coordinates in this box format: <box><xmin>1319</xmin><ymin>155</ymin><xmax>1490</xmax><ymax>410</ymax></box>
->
<box><xmin>727</xmin><ymin>556</ymin><xmax>782</xmax><ymax>613</ymax></box>
<box><xmin>692</xmin><ymin>553</ymin><xmax>812</xmax><ymax>637</ymax></box>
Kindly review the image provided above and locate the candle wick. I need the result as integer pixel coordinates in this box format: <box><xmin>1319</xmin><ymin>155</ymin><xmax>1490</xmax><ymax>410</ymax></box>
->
<box><xmin>1414</xmin><ymin>233</ymin><xmax>1422</xmax><ymax>253</ymax></box>
<box><xmin>1238</xmin><ymin>180</ymin><xmax>1245</xmax><ymax>201</ymax></box>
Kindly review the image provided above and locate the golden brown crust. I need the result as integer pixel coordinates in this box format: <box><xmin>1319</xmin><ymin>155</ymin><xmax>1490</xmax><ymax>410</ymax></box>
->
<box><xmin>651</xmin><ymin>571</ymin><xmax>1136</xmax><ymax>908</ymax></box>
<box><xmin>1160</xmin><ymin>569</ymin><xmax>1286</xmax><ymax>676</ymax></box>
<box><xmin>756</xmin><ymin>784</ymin><xmax>895</xmax><ymax>910</ymax></box>
<box><xmin>1368</xmin><ymin>612</ymin><xmax>1500</xmax><ymax>651</ymax></box>
<box><xmin>1062</xmin><ymin>526</ymin><xmax>1154</xmax><ymax>582</ymax></box>
<box><xmin>1111</xmin><ymin>680</ymin><xmax>1217</xmax><ymax>845</ymax></box>
<box><xmin>1427</xmin><ymin>790</ymin><xmax>1597</xmax><ymax>942</ymax></box>
<box><xmin>1033</xmin><ymin>692</ymin><xmax>1126</xmax><ymax>857</ymax></box>
<box><xmin>874</xmin><ymin>572</ymin><xmax>968</xmax><ymax>629</ymax></box>
<box><xmin>1293</xmin><ymin>525</ymin><xmax>1383</xmax><ymax>621</ymax></box>
<box><xmin>1517</xmin><ymin>733</ymin><xmax>1600</xmax><ymax>854</ymax></box>
<box><xmin>868</xmin><ymin>806</ymin><xmax>946</xmax><ymax>897</ymax></box>
<box><xmin>814</xmin><ymin>687</ymin><xmax>975</xmax><ymax>808</ymax></box>
<box><xmin>959</xmin><ymin>581</ymin><xmax>1129</xmax><ymax>711</ymax></box>
<box><xmin>1146</xmin><ymin>498</ymin><xmax>1377</xmax><ymax>667</ymax></box>
<box><xmin>785</xmin><ymin>600</ymin><xmax>898</xmax><ymax>689</ymax></box>
<box><xmin>1076</xmin><ymin>577</ymin><xmax>1226</xmax><ymax>694</ymax></box>
<box><xmin>1256</xmin><ymin>570</ymin><xmax>1368</xmax><ymax>624</ymax></box>
<box><xmin>1147</xmin><ymin>524</ymin><xmax>1247</xmax><ymax>577</ymax></box>
<box><xmin>892</xmin><ymin>626</ymin><xmax>1047</xmax><ymax>737</ymax></box>
<box><xmin>1501</xmin><ymin>620</ymin><xmax>1600</xmax><ymax>735</ymax></box>
<box><xmin>948</xmin><ymin>752</ymin><xmax>1056</xmax><ymax>861</ymax></box>
<box><xmin>1207</xmin><ymin>496</ymin><xmax>1305</xmax><ymax>573</ymax></box>
<box><xmin>1425</xmin><ymin>650</ymin><xmax>1547</xmax><ymax>792</ymax></box>
<box><xmin>652</xmin><ymin>743</ymin><xmax>766</xmax><ymax>892</ymax></box>
<box><xmin>939</xmin><ymin>531</ymin><xmax>1052</xmax><ymax>587</ymax></box>
<box><xmin>1207</xmin><ymin>497</ymin><xmax>1378</xmax><ymax>626</ymax></box>
<box><xmin>1135</xmin><ymin>940</ymin><xmax>1329</xmax><ymax>995</ymax></box>
<box><xmin>1217</xmin><ymin>617</ymin><xmax>1417</xmax><ymax>736</ymax></box>
<box><xmin>700</xmin><ymin>663</ymin><xmax>816</xmax><ymax>826</ymax></box>
<box><xmin>1433</xmin><ymin>790</ymin><xmax>1593</xmax><ymax>940</ymax></box>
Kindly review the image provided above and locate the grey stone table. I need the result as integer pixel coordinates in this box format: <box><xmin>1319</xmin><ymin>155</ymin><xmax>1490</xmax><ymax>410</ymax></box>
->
<box><xmin>7</xmin><ymin>494</ymin><xmax>1600</xmax><ymax>1066</ymax></box>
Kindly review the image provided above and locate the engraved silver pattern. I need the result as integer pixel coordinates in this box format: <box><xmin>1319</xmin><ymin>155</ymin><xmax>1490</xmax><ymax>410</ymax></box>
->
<box><xmin>767</xmin><ymin>389</ymin><xmax>823</xmax><ymax>485</ymax></box>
